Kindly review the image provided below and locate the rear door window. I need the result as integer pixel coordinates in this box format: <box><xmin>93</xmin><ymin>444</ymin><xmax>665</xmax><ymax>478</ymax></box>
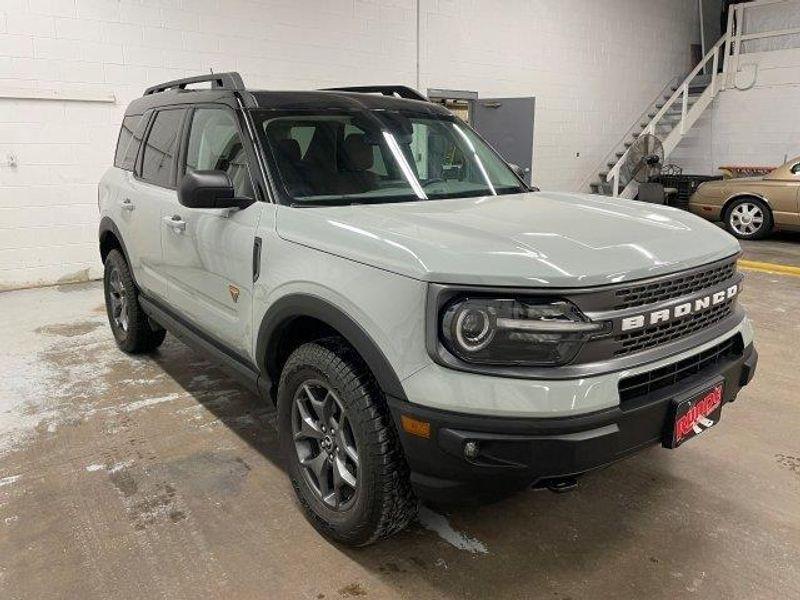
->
<box><xmin>114</xmin><ymin>114</ymin><xmax>143</xmax><ymax>171</ymax></box>
<box><xmin>140</xmin><ymin>109</ymin><xmax>185</xmax><ymax>187</ymax></box>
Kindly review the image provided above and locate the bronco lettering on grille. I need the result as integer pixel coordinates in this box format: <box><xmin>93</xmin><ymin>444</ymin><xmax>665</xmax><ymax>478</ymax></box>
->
<box><xmin>620</xmin><ymin>284</ymin><xmax>740</xmax><ymax>332</ymax></box>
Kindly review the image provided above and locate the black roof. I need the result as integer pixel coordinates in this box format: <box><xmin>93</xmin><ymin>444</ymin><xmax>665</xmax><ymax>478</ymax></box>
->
<box><xmin>125</xmin><ymin>72</ymin><xmax>449</xmax><ymax>117</ymax></box>
<box><xmin>250</xmin><ymin>90</ymin><xmax>449</xmax><ymax>115</ymax></box>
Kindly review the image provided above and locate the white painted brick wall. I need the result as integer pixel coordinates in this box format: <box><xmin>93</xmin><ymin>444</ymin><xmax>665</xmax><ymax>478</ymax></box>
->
<box><xmin>671</xmin><ymin>47</ymin><xmax>800</xmax><ymax>174</ymax></box>
<box><xmin>0</xmin><ymin>0</ymin><xmax>697</xmax><ymax>290</ymax></box>
<box><xmin>418</xmin><ymin>0</ymin><xmax>699</xmax><ymax>192</ymax></box>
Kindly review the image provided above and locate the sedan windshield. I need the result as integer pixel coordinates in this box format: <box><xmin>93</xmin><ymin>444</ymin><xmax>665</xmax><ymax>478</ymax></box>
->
<box><xmin>253</xmin><ymin>109</ymin><xmax>527</xmax><ymax>205</ymax></box>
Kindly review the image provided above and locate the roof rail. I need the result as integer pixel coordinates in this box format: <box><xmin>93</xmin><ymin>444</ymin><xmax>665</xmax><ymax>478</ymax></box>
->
<box><xmin>144</xmin><ymin>72</ymin><xmax>245</xmax><ymax>96</ymax></box>
<box><xmin>321</xmin><ymin>85</ymin><xmax>429</xmax><ymax>102</ymax></box>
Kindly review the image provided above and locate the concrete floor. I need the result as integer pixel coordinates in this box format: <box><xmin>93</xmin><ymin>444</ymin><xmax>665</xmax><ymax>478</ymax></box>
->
<box><xmin>740</xmin><ymin>230</ymin><xmax>800</xmax><ymax>266</ymax></box>
<box><xmin>1</xmin><ymin>263</ymin><xmax>799</xmax><ymax>599</ymax></box>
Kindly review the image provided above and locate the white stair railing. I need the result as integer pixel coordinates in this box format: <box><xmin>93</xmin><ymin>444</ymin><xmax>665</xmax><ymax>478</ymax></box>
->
<box><xmin>606</xmin><ymin>33</ymin><xmax>729</xmax><ymax>198</ymax></box>
<box><xmin>603</xmin><ymin>0</ymin><xmax>800</xmax><ymax>198</ymax></box>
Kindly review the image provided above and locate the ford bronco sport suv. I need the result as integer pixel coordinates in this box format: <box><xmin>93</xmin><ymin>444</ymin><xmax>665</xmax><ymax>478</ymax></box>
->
<box><xmin>99</xmin><ymin>72</ymin><xmax>758</xmax><ymax>546</ymax></box>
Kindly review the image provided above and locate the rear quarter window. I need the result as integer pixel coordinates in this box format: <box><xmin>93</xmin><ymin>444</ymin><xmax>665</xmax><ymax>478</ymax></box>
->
<box><xmin>114</xmin><ymin>114</ymin><xmax>143</xmax><ymax>171</ymax></box>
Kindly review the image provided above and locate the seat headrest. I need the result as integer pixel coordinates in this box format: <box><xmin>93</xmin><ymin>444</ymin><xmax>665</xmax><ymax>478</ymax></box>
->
<box><xmin>276</xmin><ymin>138</ymin><xmax>301</xmax><ymax>163</ymax></box>
<box><xmin>343</xmin><ymin>133</ymin><xmax>373</xmax><ymax>171</ymax></box>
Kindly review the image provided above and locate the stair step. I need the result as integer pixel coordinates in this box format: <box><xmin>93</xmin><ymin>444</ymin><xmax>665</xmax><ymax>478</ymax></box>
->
<box><xmin>665</xmin><ymin>91</ymin><xmax>704</xmax><ymax>100</ymax></box>
<box><xmin>690</xmin><ymin>73</ymin><xmax>711</xmax><ymax>90</ymax></box>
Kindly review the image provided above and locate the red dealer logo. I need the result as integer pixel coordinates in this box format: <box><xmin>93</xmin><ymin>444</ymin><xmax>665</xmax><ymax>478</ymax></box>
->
<box><xmin>675</xmin><ymin>385</ymin><xmax>723</xmax><ymax>443</ymax></box>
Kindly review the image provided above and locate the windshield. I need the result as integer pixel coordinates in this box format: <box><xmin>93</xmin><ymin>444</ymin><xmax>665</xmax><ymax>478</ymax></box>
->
<box><xmin>253</xmin><ymin>109</ymin><xmax>527</xmax><ymax>205</ymax></box>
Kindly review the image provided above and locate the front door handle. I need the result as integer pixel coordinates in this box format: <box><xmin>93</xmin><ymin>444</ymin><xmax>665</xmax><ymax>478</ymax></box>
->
<box><xmin>121</xmin><ymin>198</ymin><xmax>135</xmax><ymax>211</ymax></box>
<box><xmin>163</xmin><ymin>215</ymin><xmax>186</xmax><ymax>234</ymax></box>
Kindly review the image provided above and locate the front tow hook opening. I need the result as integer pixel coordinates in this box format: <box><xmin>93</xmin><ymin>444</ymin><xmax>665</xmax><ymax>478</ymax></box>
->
<box><xmin>532</xmin><ymin>476</ymin><xmax>579</xmax><ymax>494</ymax></box>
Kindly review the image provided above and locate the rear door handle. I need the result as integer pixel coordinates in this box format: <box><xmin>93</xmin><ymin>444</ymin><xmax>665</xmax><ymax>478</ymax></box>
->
<box><xmin>163</xmin><ymin>215</ymin><xmax>186</xmax><ymax>234</ymax></box>
<box><xmin>121</xmin><ymin>198</ymin><xmax>135</xmax><ymax>211</ymax></box>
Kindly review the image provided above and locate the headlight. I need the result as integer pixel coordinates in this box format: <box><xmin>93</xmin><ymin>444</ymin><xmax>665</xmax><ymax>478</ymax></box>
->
<box><xmin>440</xmin><ymin>298</ymin><xmax>607</xmax><ymax>366</ymax></box>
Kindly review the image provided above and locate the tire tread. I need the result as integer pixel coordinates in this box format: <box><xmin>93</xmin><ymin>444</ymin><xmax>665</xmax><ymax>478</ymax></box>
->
<box><xmin>279</xmin><ymin>339</ymin><xmax>417</xmax><ymax>546</ymax></box>
<box><xmin>104</xmin><ymin>249</ymin><xmax>166</xmax><ymax>354</ymax></box>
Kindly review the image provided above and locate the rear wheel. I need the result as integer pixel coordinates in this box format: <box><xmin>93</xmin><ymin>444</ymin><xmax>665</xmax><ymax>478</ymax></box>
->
<box><xmin>103</xmin><ymin>249</ymin><xmax>166</xmax><ymax>353</ymax></box>
<box><xmin>724</xmin><ymin>197</ymin><xmax>772</xmax><ymax>240</ymax></box>
<box><xmin>278</xmin><ymin>339</ymin><xmax>417</xmax><ymax>546</ymax></box>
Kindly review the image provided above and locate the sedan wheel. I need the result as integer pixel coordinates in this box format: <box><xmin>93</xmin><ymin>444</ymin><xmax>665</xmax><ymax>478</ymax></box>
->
<box><xmin>724</xmin><ymin>197</ymin><xmax>772</xmax><ymax>240</ymax></box>
<box><xmin>729</xmin><ymin>202</ymin><xmax>764</xmax><ymax>237</ymax></box>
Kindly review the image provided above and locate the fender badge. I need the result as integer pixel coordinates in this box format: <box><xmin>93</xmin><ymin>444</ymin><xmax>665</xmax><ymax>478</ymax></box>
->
<box><xmin>228</xmin><ymin>285</ymin><xmax>240</xmax><ymax>303</ymax></box>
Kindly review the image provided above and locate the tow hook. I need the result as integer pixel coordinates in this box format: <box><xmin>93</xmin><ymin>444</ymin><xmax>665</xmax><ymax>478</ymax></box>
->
<box><xmin>532</xmin><ymin>476</ymin><xmax>579</xmax><ymax>494</ymax></box>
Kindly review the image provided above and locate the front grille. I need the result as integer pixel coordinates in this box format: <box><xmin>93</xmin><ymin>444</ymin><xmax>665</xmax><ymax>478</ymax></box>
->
<box><xmin>614</xmin><ymin>298</ymin><xmax>735</xmax><ymax>357</ymax></box>
<box><xmin>618</xmin><ymin>334</ymin><xmax>743</xmax><ymax>403</ymax></box>
<box><xmin>613</xmin><ymin>259</ymin><xmax>737</xmax><ymax>310</ymax></box>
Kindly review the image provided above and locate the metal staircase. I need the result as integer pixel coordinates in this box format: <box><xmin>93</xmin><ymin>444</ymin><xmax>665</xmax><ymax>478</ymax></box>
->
<box><xmin>586</xmin><ymin>34</ymin><xmax>730</xmax><ymax>198</ymax></box>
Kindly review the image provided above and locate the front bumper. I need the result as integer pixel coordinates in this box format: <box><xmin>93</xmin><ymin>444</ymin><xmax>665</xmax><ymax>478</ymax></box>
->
<box><xmin>388</xmin><ymin>343</ymin><xmax>757</xmax><ymax>504</ymax></box>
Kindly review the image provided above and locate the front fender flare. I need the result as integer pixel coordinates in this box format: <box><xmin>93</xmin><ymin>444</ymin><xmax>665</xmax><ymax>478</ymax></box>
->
<box><xmin>256</xmin><ymin>294</ymin><xmax>407</xmax><ymax>401</ymax></box>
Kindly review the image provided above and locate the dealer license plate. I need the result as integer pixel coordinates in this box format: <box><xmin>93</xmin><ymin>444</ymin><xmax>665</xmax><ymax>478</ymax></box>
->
<box><xmin>665</xmin><ymin>382</ymin><xmax>724</xmax><ymax>449</ymax></box>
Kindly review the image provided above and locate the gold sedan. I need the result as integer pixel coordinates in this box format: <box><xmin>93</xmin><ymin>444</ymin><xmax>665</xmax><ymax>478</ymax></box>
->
<box><xmin>688</xmin><ymin>156</ymin><xmax>800</xmax><ymax>239</ymax></box>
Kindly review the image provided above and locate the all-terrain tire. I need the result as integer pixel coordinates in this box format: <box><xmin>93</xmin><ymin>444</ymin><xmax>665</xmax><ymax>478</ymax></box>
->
<box><xmin>103</xmin><ymin>249</ymin><xmax>166</xmax><ymax>353</ymax></box>
<box><xmin>277</xmin><ymin>339</ymin><xmax>417</xmax><ymax>546</ymax></box>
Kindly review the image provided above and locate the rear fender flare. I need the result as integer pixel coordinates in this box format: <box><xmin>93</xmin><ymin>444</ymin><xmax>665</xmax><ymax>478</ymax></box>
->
<box><xmin>99</xmin><ymin>217</ymin><xmax>130</xmax><ymax>265</ymax></box>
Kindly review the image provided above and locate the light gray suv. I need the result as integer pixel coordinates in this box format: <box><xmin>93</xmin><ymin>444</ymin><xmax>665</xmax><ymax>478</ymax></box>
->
<box><xmin>99</xmin><ymin>73</ymin><xmax>758</xmax><ymax>546</ymax></box>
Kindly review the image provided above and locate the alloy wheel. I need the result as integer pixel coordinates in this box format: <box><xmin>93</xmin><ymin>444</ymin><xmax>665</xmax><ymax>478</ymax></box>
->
<box><xmin>108</xmin><ymin>268</ymin><xmax>129</xmax><ymax>333</ymax></box>
<box><xmin>292</xmin><ymin>380</ymin><xmax>359</xmax><ymax>510</ymax></box>
<box><xmin>729</xmin><ymin>202</ymin><xmax>764</xmax><ymax>236</ymax></box>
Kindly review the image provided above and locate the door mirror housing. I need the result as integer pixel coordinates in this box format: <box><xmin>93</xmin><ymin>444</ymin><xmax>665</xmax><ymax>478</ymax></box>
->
<box><xmin>509</xmin><ymin>162</ymin><xmax>527</xmax><ymax>181</ymax></box>
<box><xmin>178</xmin><ymin>170</ymin><xmax>252</xmax><ymax>209</ymax></box>
<box><xmin>508</xmin><ymin>163</ymin><xmax>537</xmax><ymax>190</ymax></box>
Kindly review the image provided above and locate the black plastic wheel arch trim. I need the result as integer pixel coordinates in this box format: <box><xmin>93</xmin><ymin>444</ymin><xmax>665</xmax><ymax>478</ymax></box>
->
<box><xmin>256</xmin><ymin>294</ymin><xmax>407</xmax><ymax>401</ymax></box>
<box><xmin>99</xmin><ymin>217</ymin><xmax>136</xmax><ymax>278</ymax></box>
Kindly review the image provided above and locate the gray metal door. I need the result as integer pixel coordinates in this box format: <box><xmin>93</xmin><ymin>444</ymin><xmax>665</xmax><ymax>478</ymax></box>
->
<box><xmin>472</xmin><ymin>97</ymin><xmax>535</xmax><ymax>184</ymax></box>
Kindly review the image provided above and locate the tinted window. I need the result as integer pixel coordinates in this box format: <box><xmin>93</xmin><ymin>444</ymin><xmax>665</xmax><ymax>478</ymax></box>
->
<box><xmin>114</xmin><ymin>114</ymin><xmax>143</xmax><ymax>171</ymax></box>
<box><xmin>257</xmin><ymin>111</ymin><xmax>525</xmax><ymax>205</ymax></box>
<box><xmin>140</xmin><ymin>109</ymin><xmax>184</xmax><ymax>187</ymax></box>
<box><xmin>792</xmin><ymin>163</ymin><xmax>800</xmax><ymax>175</ymax></box>
<box><xmin>185</xmin><ymin>108</ymin><xmax>253</xmax><ymax>198</ymax></box>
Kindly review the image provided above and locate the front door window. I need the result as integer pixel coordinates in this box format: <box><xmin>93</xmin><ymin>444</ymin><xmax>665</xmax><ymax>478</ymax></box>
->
<box><xmin>185</xmin><ymin>108</ymin><xmax>254</xmax><ymax>198</ymax></box>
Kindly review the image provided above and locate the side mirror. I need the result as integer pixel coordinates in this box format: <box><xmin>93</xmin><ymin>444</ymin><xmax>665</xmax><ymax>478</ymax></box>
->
<box><xmin>178</xmin><ymin>170</ymin><xmax>251</xmax><ymax>209</ymax></box>
<box><xmin>508</xmin><ymin>163</ymin><xmax>537</xmax><ymax>190</ymax></box>
<box><xmin>509</xmin><ymin>162</ymin><xmax>529</xmax><ymax>180</ymax></box>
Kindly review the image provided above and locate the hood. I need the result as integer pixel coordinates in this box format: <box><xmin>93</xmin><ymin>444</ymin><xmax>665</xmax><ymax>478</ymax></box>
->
<box><xmin>276</xmin><ymin>191</ymin><xmax>741</xmax><ymax>287</ymax></box>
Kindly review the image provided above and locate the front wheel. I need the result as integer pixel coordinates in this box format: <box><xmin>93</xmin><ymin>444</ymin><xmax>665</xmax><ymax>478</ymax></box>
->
<box><xmin>724</xmin><ymin>197</ymin><xmax>772</xmax><ymax>240</ymax></box>
<box><xmin>277</xmin><ymin>340</ymin><xmax>417</xmax><ymax>546</ymax></box>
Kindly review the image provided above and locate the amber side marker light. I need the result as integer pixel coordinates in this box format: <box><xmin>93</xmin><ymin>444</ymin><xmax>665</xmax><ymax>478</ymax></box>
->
<box><xmin>400</xmin><ymin>415</ymin><xmax>431</xmax><ymax>439</ymax></box>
